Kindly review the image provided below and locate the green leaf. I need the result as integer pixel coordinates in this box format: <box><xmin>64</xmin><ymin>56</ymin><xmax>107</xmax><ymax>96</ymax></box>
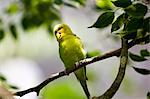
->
<box><xmin>0</xmin><ymin>75</ymin><xmax>6</xmax><ymax>81</ymax></box>
<box><xmin>0</xmin><ymin>18</ymin><xmax>2</xmax><ymax>23</ymax></box>
<box><xmin>88</xmin><ymin>12</ymin><xmax>114</xmax><ymax>28</ymax></box>
<box><xmin>133</xmin><ymin>66</ymin><xmax>150</xmax><ymax>75</ymax></box>
<box><xmin>21</xmin><ymin>0</ymin><xmax>32</xmax><ymax>9</ymax></box>
<box><xmin>96</xmin><ymin>0</ymin><xmax>113</xmax><ymax>10</ymax></box>
<box><xmin>20</xmin><ymin>0</ymin><xmax>61</xmax><ymax>31</ymax></box>
<box><xmin>140</xmin><ymin>49</ymin><xmax>150</xmax><ymax>57</ymax></box>
<box><xmin>0</xmin><ymin>29</ymin><xmax>5</xmax><ymax>41</ymax></box>
<box><xmin>111</xmin><ymin>0</ymin><xmax>132</xmax><ymax>8</ymax></box>
<box><xmin>47</xmin><ymin>25</ymin><xmax>54</xmax><ymax>36</ymax></box>
<box><xmin>9</xmin><ymin>24</ymin><xmax>18</xmax><ymax>40</ymax></box>
<box><xmin>86</xmin><ymin>50</ymin><xmax>101</xmax><ymax>58</ymax></box>
<box><xmin>143</xmin><ymin>17</ymin><xmax>150</xmax><ymax>32</ymax></box>
<box><xmin>36</xmin><ymin>2</ymin><xmax>51</xmax><ymax>13</ymax></box>
<box><xmin>123</xmin><ymin>18</ymin><xmax>143</xmax><ymax>39</ymax></box>
<box><xmin>21</xmin><ymin>13</ymin><xmax>44</xmax><ymax>30</ymax></box>
<box><xmin>124</xmin><ymin>18</ymin><xmax>143</xmax><ymax>31</ymax></box>
<box><xmin>6</xmin><ymin>3</ymin><xmax>19</xmax><ymax>14</ymax></box>
<box><xmin>72</xmin><ymin>0</ymin><xmax>87</xmax><ymax>6</ymax></box>
<box><xmin>125</xmin><ymin>3</ymin><xmax>148</xmax><ymax>18</ymax></box>
<box><xmin>9</xmin><ymin>85</ymin><xmax>19</xmax><ymax>90</ymax></box>
<box><xmin>54</xmin><ymin>0</ymin><xmax>63</xmax><ymax>5</ymax></box>
<box><xmin>136</xmin><ymin>28</ymin><xmax>146</xmax><ymax>39</ymax></box>
<box><xmin>111</xmin><ymin>13</ymin><xmax>125</xmax><ymax>32</ymax></box>
<box><xmin>63</xmin><ymin>2</ymin><xmax>77</xmax><ymax>8</ymax></box>
<box><xmin>129</xmin><ymin>52</ymin><xmax>147</xmax><ymax>62</ymax></box>
<box><xmin>147</xmin><ymin>92</ymin><xmax>150</xmax><ymax>99</ymax></box>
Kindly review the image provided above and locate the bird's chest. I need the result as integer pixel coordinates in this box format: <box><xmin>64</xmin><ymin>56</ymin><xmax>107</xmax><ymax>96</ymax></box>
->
<box><xmin>59</xmin><ymin>40</ymin><xmax>84</xmax><ymax>67</ymax></box>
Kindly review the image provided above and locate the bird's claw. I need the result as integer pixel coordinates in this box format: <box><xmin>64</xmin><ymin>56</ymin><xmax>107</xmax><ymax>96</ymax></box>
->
<box><xmin>65</xmin><ymin>68</ymin><xmax>70</xmax><ymax>75</ymax></box>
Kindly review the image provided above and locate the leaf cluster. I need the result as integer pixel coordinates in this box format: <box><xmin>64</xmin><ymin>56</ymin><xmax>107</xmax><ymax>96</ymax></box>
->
<box><xmin>89</xmin><ymin>0</ymin><xmax>150</xmax><ymax>76</ymax></box>
<box><xmin>89</xmin><ymin>0</ymin><xmax>149</xmax><ymax>41</ymax></box>
<box><xmin>129</xmin><ymin>49</ymin><xmax>150</xmax><ymax>75</ymax></box>
<box><xmin>0</xmin><ymin>0</ymin><xmax>87</xmax><ymax>40</ymax></box>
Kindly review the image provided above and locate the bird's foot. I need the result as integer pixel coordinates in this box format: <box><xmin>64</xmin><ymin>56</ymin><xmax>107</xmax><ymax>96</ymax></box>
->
<box><xmin>64</xmin><ymin>68</ymin><xmax>70</xmax><ymax>75</ymax></box>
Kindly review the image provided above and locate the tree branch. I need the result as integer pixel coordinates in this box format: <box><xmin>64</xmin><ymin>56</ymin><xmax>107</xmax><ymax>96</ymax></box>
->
<box><xmin>13</xmin><ymin>36</ymin><xmax>148</xmax><ymax>97</ymax></box>
<box><xmin>93</xmin><ymin>38</ymin><xmax>128</xmax><ymax>99</ymax></box>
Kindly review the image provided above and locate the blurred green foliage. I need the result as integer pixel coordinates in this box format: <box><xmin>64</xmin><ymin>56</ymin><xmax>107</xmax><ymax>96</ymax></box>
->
<box><xmin>0</xmin><ymin>29</ymin><xmax>5</xmax><ymax>41</ymax></box>
<box><xmin>0</xmin><ymin>0</ymin><xmax>87</xmax><ymax>39</ymax></box>
<box><xmin>21</xmin><ymin>0</ymin><xmax>60</xmax><ymax>32</ymax></box>
<box><xmin>41</xmin><ymin>69</ymin><xmax>97</xmax><ymax>99</ymax></box>
<box><xmin>95</xmin><ymin>0</ymin><xmax>114</xmax><ymax>10</ymax></box>
<box><xmin>86</xmin><ymin>50</ymin><xmax>101</xmax><ymax>58</ymax></box>
<box><xmin>122</xmin><ymin>77</ymin><xmax>134</xmax><ymax>94</ymax></box>
<box><xmin>41</xmin><ymin>79</ymin><xmax>85</xmax><ymax>99</ymax></box>
<box><xmin>147</xmin><ymin>92</ymin><xmax>150</xmax><ymax>99</ymax></box>
<box><xmin>6</xmin><ymin>3</ymin><xmax>19</xmax><ymax>14</ymax></box>
<box><xmin>0</xmin><ymin>74</ymin><xmax>7</xmax><ymax>82</ymax></box>
<box><xmin>0</xmin><ymin>18</ymin><xmax>5</xmax><ymax>41</ymax></box>
<box><xmin>9</xmin><ymin>24</ymin><xmax>18</xmax><ymax>40</ymax></box>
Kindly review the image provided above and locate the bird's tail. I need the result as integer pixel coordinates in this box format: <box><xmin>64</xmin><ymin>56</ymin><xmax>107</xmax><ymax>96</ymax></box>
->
<box><xmin>79</xmin><ymin>80</ymin><xmax>90</xmax><ymax>99</ymax></box>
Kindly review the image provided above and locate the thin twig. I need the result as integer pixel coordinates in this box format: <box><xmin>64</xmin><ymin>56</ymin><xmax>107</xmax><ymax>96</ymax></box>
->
<box><xmin>14</xmin><ymin>36</ymin><xmax>148</xmax><ymax>97</ymax></box>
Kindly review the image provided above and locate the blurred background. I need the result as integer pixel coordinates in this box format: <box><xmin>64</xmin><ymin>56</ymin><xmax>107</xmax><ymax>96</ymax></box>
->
<box><xmin>0</xmin><ymin>0</ymin><xmax>149</xmax><ymax>99</ymax></box>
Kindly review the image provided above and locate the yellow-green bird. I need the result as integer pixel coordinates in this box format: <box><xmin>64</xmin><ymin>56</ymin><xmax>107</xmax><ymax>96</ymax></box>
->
<box><xmin>54</xmin><ymin>24</ymin><xmax>90</xmax><ymax>99</ymax></box>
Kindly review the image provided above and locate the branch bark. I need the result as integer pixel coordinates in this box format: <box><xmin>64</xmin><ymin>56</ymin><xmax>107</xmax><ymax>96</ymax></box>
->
<box><xmin>13</xmin><ymin>36</ymin><xmax>148</xmax><ymax>97</ymax></box>
<box><xmin>93</xmin><ymin>38</ymin><xmax>128</xmax><ymax>99</ymax></box>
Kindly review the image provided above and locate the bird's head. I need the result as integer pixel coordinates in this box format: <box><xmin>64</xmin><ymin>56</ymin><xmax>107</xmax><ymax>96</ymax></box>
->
<box><xmin>53</xmin><ymin>24</ymin><xmax>73</xmax><ymax>41</ymax></box>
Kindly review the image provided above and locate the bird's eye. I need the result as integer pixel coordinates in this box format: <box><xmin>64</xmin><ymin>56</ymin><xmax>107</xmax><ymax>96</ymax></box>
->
<box><xmin>58</xmin><ymin>32</ymin><xmax>61</xmax><ymax>34</ymax></box>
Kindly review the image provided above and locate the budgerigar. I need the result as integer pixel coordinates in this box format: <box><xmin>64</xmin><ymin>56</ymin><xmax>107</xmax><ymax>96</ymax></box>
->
<box><xmin>54</xmin><ymin>24</ymin><xmax>90</xmax><ymax>99</ymax></box>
